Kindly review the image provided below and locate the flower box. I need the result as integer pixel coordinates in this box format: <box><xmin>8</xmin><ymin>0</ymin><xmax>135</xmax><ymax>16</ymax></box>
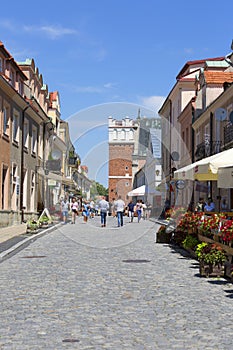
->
<box><xmin>199</xmin><ymin>262</ymin><xmax>224</xmax><ymax>278</ymax></box>
<box><xmin>156</xmin><ymin>226</ymin><xmax>173</xmax><ymax>243</ymax></box>
<box><xmin>198</xmin><ymin>234</ymin><xmax>233</xmax><ymax>256</ymax></box>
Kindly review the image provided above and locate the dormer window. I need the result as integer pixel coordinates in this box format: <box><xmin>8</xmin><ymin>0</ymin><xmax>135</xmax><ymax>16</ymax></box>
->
<box><xmin>10</xmin><ymin>70</ymin><xmax>14</xmax><ymax>86</ymax></box>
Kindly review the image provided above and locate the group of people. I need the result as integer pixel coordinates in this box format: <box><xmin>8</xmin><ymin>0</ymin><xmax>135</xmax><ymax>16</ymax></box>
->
<box><xmin>99</xmin><ymin>196</ymin><xmax>151</xmax><ymax>227</ymax></box>
<box><xmin>60</xmin><ymin>195</ymin><xmax>152</xmax><ymax>228</ymax></box>
<box><xmin>195</xmin><ymin>197</ymin><xmax>229</xmax><ymax>213</ymax></box>
<box><xmin>60</xmin><ymin>197</ymin><xmax>81</xmax><ymax>224</ymax></box>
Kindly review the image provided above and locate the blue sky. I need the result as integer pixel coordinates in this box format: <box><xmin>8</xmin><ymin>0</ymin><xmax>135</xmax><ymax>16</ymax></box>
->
<box><xmin>1</xmin><ymin>0</ymin><xmax>233</xmax><ymax>186</ymax></box>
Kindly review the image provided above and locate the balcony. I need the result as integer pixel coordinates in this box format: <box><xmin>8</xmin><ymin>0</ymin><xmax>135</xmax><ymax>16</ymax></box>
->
<box><xmin>195</xmin><ymin>140</ymin><xmax>222</xmax><ymax>160</ymax></box>
<box><xmin>223</xmin><ymin>123</ymin><xmax>233</xmax><ymax>148</ymax></box>
<box><xmin>68</xmin><ymin>157</ymin><xmax>77</xmax><ymax>166</ymax></box>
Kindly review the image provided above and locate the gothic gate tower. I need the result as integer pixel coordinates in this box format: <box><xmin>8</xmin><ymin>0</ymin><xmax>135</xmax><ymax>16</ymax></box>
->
<box><xmin>108</xmin><ymin>116</ymin><xmax>139</xmax><ymax>203</ymax></box>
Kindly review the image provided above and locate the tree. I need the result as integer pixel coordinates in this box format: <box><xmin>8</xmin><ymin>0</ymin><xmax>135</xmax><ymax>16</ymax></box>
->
<box><xmin>90</xmin><ymin>181</ymin><xmax>108</xmax><ymax>198</ymax></box>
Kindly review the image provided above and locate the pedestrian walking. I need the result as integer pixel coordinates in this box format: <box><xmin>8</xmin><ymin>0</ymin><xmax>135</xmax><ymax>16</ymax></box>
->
<box><xmin>146</xmin><ymin>202</ymin><xmax>152</xmax><ymax>219</ymax></box>
<box><xmin>110</xmin><ymin>198</ymin><xmax>116</xmax><ymax>217</ymax></box>
<box><xmin>82</xmin><ymin>201</ymin><xmax>90</xmax><ymax>222</ymax></box>
<box><xmin>98</xmin><ymin>196</ymin><xmax>109</xmax><ymax>227</ymax></box>
<box><xmin>135</xmin><ymin>199</ymin><xmax>143</xmax><ymax>223</ymax></box>
<box><xmin>141</xmin><ymin>201</ymin><xmax>147</xmax><ymax>220</ymax></box>
<box><xmin>114</xmin><ymin>195</ymin><xmax>125</xmax><ymax>227</ymax></box>
<box><xmin>89</xmin><ymin>199</ymin><xmax>95</xmax><ymax>218</ymax></box>
<box><xmin>60</xmin><ymin>197</ymin><xmax>70</xmax><ymax>224</ymax></box>
<box><xmin>127</xmin><ymin>200</ymin><xmax>135</xmax><ymax>222</ymax></box>
<box><xmin>70</xmin><ymin>197</ymin><xmax>79</xmax><ymax>224</ymax></box>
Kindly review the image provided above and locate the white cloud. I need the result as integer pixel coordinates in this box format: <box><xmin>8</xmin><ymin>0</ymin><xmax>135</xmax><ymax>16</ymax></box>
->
<box><xmin>137</xmin><ymin>95</ymin><xmax>166</xmax><ymax>114</ymax></box>
<box><xmin>0</xmin><ymin>19</ymin><xmax>15</xmax><ymax>31</ymax></box>
<box><xmin>94</xmin><ymin>48</ymin><xmax>107</xmax><ymax>62</ymax></box>
<box><xmin>23</xmin><ymin>24</ymin><xmax>78</xmax><ymax>39</ymax></box>
<box><xmin>103</xmin><ymin>82</ymin><xmax>117</xmax><ymax>89</ymax></box>
<box><xmin>75</xmin><ymin>85</ymin><xmax>103</xmax><ymax>93</ymax></box>
<box><xmin>184</xmin><ymin>48</ymin><xmax>194</xmax><ymax>54</ymax></box>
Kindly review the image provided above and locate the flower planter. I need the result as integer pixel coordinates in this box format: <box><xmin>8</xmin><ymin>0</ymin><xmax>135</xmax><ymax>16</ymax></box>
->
<box><xmin>156</xmin><ymin>229</ymin><xmax>173</xmax><ymax>244</ymax></box>
<box><xmin>198</xmin><ymin>234</ymin><xmax>233</xmax><ymax>256</ymax></box>
<box><xmin>199</xmin><ymin>262</ymin><xmax>224</xmax><ymax>278</ymax></box>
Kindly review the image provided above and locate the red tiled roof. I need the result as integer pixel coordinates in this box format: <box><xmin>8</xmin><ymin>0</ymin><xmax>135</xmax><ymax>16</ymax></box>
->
<box><xmin>0</xmin><ymin>41</ymin><xmax>27</xmax><ymax>80</ymax></box>
<box><xmin>49</xmin><ymin>91</ymin><xmax>58</xmax><ymax>108</ymax></box>
<box><xmin>204</xmin><ymin>71</ymin><xmax>233</xmax><ymax>84</ymax></box>
<box><xmin>49</xmin><ymin>91</ymin><xmax>58</xmax><ymax>101</ymax></box>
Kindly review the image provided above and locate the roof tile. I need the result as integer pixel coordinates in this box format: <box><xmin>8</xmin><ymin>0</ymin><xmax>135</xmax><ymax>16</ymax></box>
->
<box><xmin>204</xmin><ymin>71</ymin><xmax>233</xmax><ymax>84</ymax></box>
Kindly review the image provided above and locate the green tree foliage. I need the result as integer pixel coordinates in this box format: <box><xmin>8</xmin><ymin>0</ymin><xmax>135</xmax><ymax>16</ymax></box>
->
<box><xmin>90</xmin><ymin>181</ymin><xmax>108</xmax><ymax>198</ymax></box>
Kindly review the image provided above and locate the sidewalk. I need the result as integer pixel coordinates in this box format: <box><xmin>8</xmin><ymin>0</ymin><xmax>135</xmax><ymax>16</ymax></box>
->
<box><xmin>0</xmin><ymin>222</ymin><xmax>61</xmax><ymax>260</ymax></box>
<box><xmin>0</xmin><ymin>223</ymin><xmax>27</xmax><ymax>244</ymax></box>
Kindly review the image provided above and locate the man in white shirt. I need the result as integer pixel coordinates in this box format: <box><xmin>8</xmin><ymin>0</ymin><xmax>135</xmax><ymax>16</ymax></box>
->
<box><xmin>98</xmin><ymin>196</ymin><xmax>109</xmax><ymax>227</ymax></box>
<box><xmin>114</xmin><ymin>195</ymin><xmax>125</xmax><ymax>227</ymax></box>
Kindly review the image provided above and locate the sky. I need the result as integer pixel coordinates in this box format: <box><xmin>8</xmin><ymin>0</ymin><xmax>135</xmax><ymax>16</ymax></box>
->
<box><xmin>1</xmin><ymin>0</ymin><xmax>233</xmax><ymax>187</ymax></box>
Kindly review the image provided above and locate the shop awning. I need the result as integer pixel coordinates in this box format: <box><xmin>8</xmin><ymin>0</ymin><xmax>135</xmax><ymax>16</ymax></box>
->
<box><xmin>174</xmin><ymin>148</ymin><xmax>233</xmax><ymax>181</ymax></box>
<box><xmin>127</xmin><ymin>185</ymin><xmax>145</xmax><ymax>197</ymax></box>
<box><xmin>218</xmin><ymin>166</ymin><xmax>233</xmax><ymax>188</ymax></box>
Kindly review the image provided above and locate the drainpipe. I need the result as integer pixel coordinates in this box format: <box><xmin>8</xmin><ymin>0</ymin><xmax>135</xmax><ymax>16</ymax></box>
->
<box><xmin>20</xmin><ymin>103</ymin><xmax>30</xmax><ymax>223</ymax></box>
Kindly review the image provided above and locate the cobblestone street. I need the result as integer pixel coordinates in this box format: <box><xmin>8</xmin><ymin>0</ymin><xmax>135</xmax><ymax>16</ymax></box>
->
<box><xmin>0</xmin><ymin>216</ymin><xmax>233</xmax><ymax>349</ymax></box>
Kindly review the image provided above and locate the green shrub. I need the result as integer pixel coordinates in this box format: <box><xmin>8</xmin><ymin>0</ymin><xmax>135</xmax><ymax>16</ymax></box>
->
<box><xmin>182</xmin><ymin>235</ymin><xmax>199</xmax><ymax>249</ymax></box>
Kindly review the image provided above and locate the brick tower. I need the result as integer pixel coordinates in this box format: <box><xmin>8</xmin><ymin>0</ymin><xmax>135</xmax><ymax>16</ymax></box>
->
<box><xmin>108</xmin><ymin>116</ymin><xmax>139</xmax><ymax>203</ymax></box>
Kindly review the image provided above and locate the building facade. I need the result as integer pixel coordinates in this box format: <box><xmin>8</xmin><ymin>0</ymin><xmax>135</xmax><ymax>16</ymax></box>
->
<box><xmin>159</xmin><ymin>56</ymin><xmax>229</xmax><ymax>208</ymax></box>
<box><xmin>0</xmin><ymin>41</ymin><xmax>91</xmax><ymax>227</ymax></box>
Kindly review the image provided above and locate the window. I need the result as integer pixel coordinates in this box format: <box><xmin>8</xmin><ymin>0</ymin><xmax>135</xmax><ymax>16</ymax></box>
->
<box><xmin>10</xmin><ymin>70</ymin><xmax>15</xmax><ymax>86</ymax></box>
<box><xmin>31</xmin><ymin>171</ymin><xmax>35</xmax><ymax>188</ymax></box>
<box><xmin>204</xmin><ymin>124</ymin><xmax>210</xmax><ymax>141</ymax></box>
<box><xmin>186</xmin><ymin>127</ymin><xmax>189</xmax><ymax>149</ymax></box>
<box><xmin>23</xmin><ymin>119</ymin><xmax>29</xmax><ymax>148</ymax></box>
<box><xmin>0</xmin><ymin>57</ymin><xmax>3</xmax><ymax>72</ymax></box>
<box><xmin>12</xmin><ymin>164</ymin><xmax>18</xmax><ymax>183</ymax></box>
<box><xmin>121</xmin><ymin>129</ymin><xmax>126</xmax><ymax>139</ymax></box>
<box><xmin>3</xmin><ymin>106</ymin><xmax>9</xmax><ymax>135</ymax></box>
<box><xmin>18</xmin><ymin>80</ymin><xmax>23</xmax><ymax>95</ymax></box>
<box><xmin>38</xmin><ymin>124</ymin><xmax>43</xmax><ymax>158</ymax></box>
<box><xmin>31</xmin><ymin>126</ymin><xmax>37</xmax><ymax>154</ymax></box>
<box><xmin>196</xmin><ymin>131</ymin><xmax>200</xmax><ymax>147</ymax></box>
<box><xmin>12</xmin><ymin>111</ymin><xmax>19</xmax><ymax>143</ymax></box>
<box><xmin>11</xmin><ymin>164</ymin><xmax>19</xmax><ymax>211</ymax></box>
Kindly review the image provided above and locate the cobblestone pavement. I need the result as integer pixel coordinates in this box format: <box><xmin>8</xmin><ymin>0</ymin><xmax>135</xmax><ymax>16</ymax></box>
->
<box><xmin>0</xmin><ymin>215</ymin><xmax>233</xmax><ymax>349</ymax></box>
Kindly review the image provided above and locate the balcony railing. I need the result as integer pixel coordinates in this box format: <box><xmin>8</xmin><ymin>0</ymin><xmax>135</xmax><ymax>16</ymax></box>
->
<box><xmin>195</xmin><ymin>140</ymin><xmax>222</xmax><ymax>160</ymax></box>
<box><xmin>224</xmin><ymin>123</ymin><xmax>233</xmax><ymax>147</ymax></box>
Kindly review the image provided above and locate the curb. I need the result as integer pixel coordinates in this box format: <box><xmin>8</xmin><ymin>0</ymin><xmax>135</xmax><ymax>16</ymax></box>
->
<box><xmin>0</xmin><ymin>222</ymin><xmax>62</xmax><ymax>262</ymax></box>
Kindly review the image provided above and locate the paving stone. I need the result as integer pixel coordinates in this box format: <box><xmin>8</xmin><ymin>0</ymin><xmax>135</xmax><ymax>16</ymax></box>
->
<box><xmin>0</xmin><ymin>216</ymin><xmax>233</xmax><ymax>349</ymax></box>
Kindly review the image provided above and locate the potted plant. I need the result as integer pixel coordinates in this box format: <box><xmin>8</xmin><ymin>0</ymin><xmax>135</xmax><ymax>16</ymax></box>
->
<box><xmin>182</xmin><ymin>235</ymin><xmax>199</xmax><ymax>253</ymax></box>
<box><xmin>196</xmin><ymin>242</ymin><xmax>227</xmax><ymax>277</ymax></box>
<box><xmin>38</xmin><ymin>215</ymin><xmax>50</xmax><ymax>227</ymax></box>
<box><xmin>156</xmin><ymin>225</ymin><xmax>173</xmax><ymax>243</ymax></box>
<box><xmin>219</xmin><ymin>219</ymin><xmax>233</xmax><ymax>246</ymax></box>
<box><xmin>27</xmin><ymin>218</ymin><xmax>39</xmax><ymax>233</ymax></box>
